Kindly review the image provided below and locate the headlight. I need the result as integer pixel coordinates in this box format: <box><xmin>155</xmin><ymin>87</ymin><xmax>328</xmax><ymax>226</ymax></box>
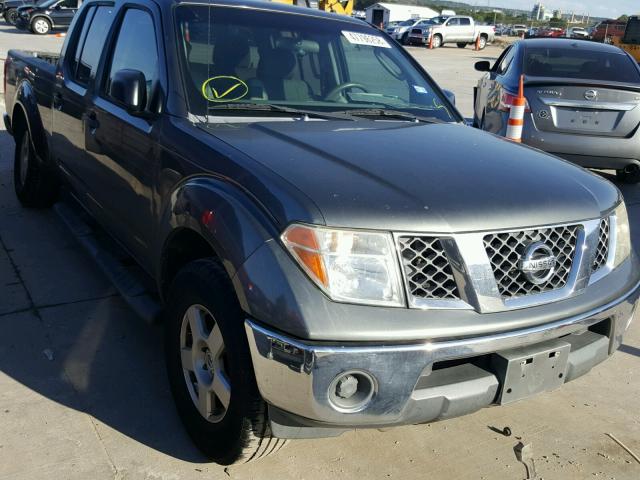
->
<box><xmin>282</xmin><ymin>224</ymin><xmax>405</xmax><ymax>307</ymax></box>
<box><xmin>613</xmin><ymin>202</ymin><xmax>631</xmax><ymax>268</ymax></box>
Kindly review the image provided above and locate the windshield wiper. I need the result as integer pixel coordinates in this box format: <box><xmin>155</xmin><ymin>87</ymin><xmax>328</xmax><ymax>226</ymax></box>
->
<box><xmin>207</xmin><ymin>103</ymin><xmax>356</xmax><ymax>121</ymax></box>
<box><xmin>331</xmin><ymin>108</ymin><xmax>446</xmax><ymax>123</ymax></box>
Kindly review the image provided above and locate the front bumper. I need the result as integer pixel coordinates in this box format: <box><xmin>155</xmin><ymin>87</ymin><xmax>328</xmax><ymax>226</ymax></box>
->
<box><xmin>245</xmin><ymin>279</ymin><xmax>639</xmax><ymax>436</ymax></box>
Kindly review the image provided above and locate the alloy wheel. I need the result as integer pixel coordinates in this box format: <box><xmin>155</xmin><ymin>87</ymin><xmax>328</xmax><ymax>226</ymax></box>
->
<box><xmin>33</xmin><ymin>19</ymin><xmax>49</xmax><ymax>34</ymax></box>
<box><xmin>180</xmin><ymin>304</ymin><xmax>231</xmax><ymax>423</ymax></box>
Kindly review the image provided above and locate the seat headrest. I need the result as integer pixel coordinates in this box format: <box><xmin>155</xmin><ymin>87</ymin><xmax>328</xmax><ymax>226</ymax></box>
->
<box><xmin>258</xmin><ymin>49</ymin><xmax>297</xmax><ymax>79</ymax></box>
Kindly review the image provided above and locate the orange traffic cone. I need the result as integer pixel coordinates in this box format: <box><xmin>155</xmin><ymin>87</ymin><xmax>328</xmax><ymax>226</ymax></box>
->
<box><xmin>506</xmin><ymin>75</ymin><xmax>526</xmax><ymax>143</ymax></box>
<box><xmin>428</xmin><ymin>33</ymin><xmax>433</xmax><ymax>49</ymax></box>
<box><xmin>474</xmin><ymin>35</ymin><xmax>480</xmax><ymax>51</ymax></box>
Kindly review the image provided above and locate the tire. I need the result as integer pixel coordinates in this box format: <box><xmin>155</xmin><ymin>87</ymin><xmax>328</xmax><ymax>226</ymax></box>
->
<box><xmin>5</xmin><ymin>8</ymin><xmax>18</xmax><ymax>26</ymax></box>
<box><xmin>401</xmin><ymin>32</ymin><xmax>408</xmax><ymax>45</ymax></box>
<box><xmin>457</xmin><ymin>42</ymin><xmax>467</xmax><ymax>48</ymax></box>
<box><xmin>14</xmin><ymin>127</ymin><xmax>58</xmax><ymax>208</ymax></box>
<box><xmin>616</xmin><ymin>166</ymin><xmax>640</xmax><ymax>184</ymax></box>
<box><xmin>478</xmin><ymin>35</ymin><xmax>488</xmax><ymax>50</ymax></box>
<box><xmin>31</xmin><ymin>17</ymin><xmax>50</xmax><ymax>35</ymax></box>
<box><xmin>165</xmin><ymin>259</ymin><xmax>287</xmax><ymax>465</ymax></box>
<box><xmin>432</xmin><ymin>34</ymin><xmax>442</xmax><ymax>48</ymax></box>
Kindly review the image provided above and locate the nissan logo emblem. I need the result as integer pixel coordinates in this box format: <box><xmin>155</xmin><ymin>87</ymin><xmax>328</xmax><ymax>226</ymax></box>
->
<box><xmin>584</xmin><ymin>89</ymin><xmax>598</xmax><ymax>101</ymax></box>
<box><xmin>519</xmin><ymin>242</ymin><xmax>557</xmax><ymax>285</ymax></box>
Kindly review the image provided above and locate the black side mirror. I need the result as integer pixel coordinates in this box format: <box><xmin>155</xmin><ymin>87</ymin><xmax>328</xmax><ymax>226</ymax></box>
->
<box><xmin>474</xmin><ymin>61</ymin><xmax>491</xmax><ymax>72</ymax></box>
<box><xmin>110</xmin><ymin>69</ymin><xmax>147</xmax><ymax>114</ymax></box>
<box><xmin>443</xmin><ymin>89</ymin><xmax>456</xmax><ymax>105</ymax></box>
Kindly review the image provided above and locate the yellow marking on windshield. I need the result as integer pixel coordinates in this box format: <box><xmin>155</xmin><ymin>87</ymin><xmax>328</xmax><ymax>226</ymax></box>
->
<box><xmin>202</xmin><ymin>76</ymin><xmax>249</xmax><ymax>102</ymax></box>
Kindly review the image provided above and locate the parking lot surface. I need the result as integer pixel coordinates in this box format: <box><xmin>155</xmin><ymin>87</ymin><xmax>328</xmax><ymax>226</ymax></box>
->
<box><xmin>1</xmin><ymin>31</ymin><xmax>640</xmax><ymax>480</ymax></box>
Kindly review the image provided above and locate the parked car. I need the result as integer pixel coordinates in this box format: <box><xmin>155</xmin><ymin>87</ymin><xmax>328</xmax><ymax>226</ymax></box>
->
<box><xmin>474</xmin><ymin>38</ymin><xmax>640</xmax><ymax>183</ymax></box>
<box><xmin>0</xmin><ymin>0</ymin><xmax>35</xmax><ymax>25</ymax></box>
<box><xmin>567</xmin><ymin>26</ymin><xmax>589</xmax><ymax>39</ymax></box>
<box><xmin>511</xmin><ymin>24</ymin><xmax>527</xmax><ymax>36</ymax></box>
<box><xmin>539</xmin><ymin>27</ymin><xmax>566</xmax><ymax>38</ymax></box>
<box><xmin>408</xmin><ymin>15</ymin><xmax>494</xmax><ymax>49</ymax></box>
<box><xmin>525</xmin><ymin>27</ymin><xmax>539</xmax><ymax>38</ymax></box>
<box><xmin>14</xmin><ymin>0</ymin><xmax>79</xmax><ymax>34</ymax></box>
<box><xmin>388</xmin><ymin>18</ymin><xmax>437</xmax><ymax>45</ymax></box>
<box><xmin>4</xmin><ymin>0</ymin><xmax>639</xmax><ymax>466</ymax></box>
<box><xmin>591</xmin><ymin>20</ymin><xmax>626</xmax><ymax>43</ymax></box>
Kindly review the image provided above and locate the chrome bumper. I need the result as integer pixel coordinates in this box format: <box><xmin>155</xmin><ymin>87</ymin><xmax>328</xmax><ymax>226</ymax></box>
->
<box><xmin>245</xmin><ymin>280</ymin><xmax>639</xmax><ymax>430</ymax></box>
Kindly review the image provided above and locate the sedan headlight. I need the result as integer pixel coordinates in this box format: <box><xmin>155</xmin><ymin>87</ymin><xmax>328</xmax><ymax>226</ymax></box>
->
<box><xmin>282</xmin><ymin>224</ymin><xmax>405</xmax><ymax>307</ymax></box>
<box><xmin>613</xmin><ymin>202</ymin><xmax>631</xmax><ymax>268</ymax></box>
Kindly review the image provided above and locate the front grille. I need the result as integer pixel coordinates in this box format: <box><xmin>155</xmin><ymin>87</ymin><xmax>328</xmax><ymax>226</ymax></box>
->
<box><xmin>484</xmin><ymin>225</ymin><xmax>580</xmax><ymax>298</ymax></box>
<box><xmin>410</xmin><ymin>28</ymin><xmax>423</xmax><ymax>35</ymax></box>
<box><xmin>592</xmin><ymin>217</ymin><xmax>610</xmax><ymax>272</ymax></box>
<box><xmin>398</xmin><ymin>236</ymin><xmax>460</xmax><ymax>300</ymax></box>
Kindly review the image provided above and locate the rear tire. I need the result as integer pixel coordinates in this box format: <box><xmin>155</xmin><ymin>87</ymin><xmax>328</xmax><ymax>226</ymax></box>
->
<box><xmin>13</xmin><ymin>127</ymin><xmax>58</xmax><ymax>208</ymax></box>
<box><xmin>5</xmin><ymin>8</ymin><xmax>18</xmax><ymax>26</ymax></box>
<box><xmin>616</xmin><ymin>166</ymin><xmax>640</xmax><ymax>184</ymax></box>
<box><xmin>457</xmin><ymin>42</ymin><xmax>467</xmax><ymax>48</ymax></box>
<box><xmin>31</xmin><ymin>17</ymin><xmax>51</xmax><ymax>35</ymax></box>
<box><xmin>478</xmin><ymin>35</ymin><xmax>488</xmax><ymax>50</ymax></box>
<box><xmin>165</xmin><ymin>259</ymin><xmax>287</xmax><ymax>465</ymax></box>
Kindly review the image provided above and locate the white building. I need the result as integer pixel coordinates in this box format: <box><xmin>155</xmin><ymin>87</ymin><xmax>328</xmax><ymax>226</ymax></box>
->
<box><xmin>365</xmin><ymin>3</ymin><xmax>439</xmax><ymax>26</ymax></box>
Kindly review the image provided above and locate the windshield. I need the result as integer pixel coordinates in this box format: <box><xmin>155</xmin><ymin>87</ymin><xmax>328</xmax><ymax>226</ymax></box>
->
<box><xmin>174</xmin><ymin>5</ymin><xmax>456</xmax><ymax>122</ymax></box>
<box><xmin>524</xmin><ymin>47</ymin><xmax>640</xmax><ymax>82</ymax></box>
<box><xmin>38</xmin><ymin>0</ymin><xmax>58</xmax><ymax>7</ymax></box>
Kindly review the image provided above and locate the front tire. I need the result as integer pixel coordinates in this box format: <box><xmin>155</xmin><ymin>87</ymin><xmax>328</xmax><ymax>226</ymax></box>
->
<box><xmin>165</xmin><ymin>259</ymin><xmax>287</xmax><ymax>465</ymax></box>
<box><xmin>401</xmin><ymin>32</ymin><xmax>408</xmax><ymax>45</ymax></box>
<box><xmin>457</xmin><ymin>42</ymin><xmax>467</xmax><ymax>48</ymax></box>
<box><xmin>432</xmin><ymin>34</ymin><xmax>442</xmax><ymax>48</ymax></box>
<box><xmin>616</xmin><ymin>165</ymin><xmax>640</xmax><ymax>184</ymax></box>
<box><xmin>31</xmin><ymin>17</ymin><xmax>51</xmax><ymax>35</ymax></box>
<box><xmin>14</xmin><ymin>127</ymin><xmax>58</xmax><ymax>207</ymax></box>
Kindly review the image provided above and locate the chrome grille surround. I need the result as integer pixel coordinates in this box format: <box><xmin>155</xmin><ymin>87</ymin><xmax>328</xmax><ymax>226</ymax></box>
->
<box><xmin>395</xmin><ymin>217</ymin><xmax>611</xmax><ymax>313</ymax></box>
<box><xmin>592</xmin><ymin>217</ymin><xmax>610</xmax><ymax>272</ymax></box>
<box><xmin>483</xmin><ymin>225</ymin><xmax>580</xmax><ymax>298</ymax></box>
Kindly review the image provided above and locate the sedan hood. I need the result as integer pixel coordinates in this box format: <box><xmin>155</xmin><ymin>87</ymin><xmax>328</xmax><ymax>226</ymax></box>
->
<box><xmin>206</xmin><ymin>120</ymin><xmax>619</xmax><ymax>232</ymax></box>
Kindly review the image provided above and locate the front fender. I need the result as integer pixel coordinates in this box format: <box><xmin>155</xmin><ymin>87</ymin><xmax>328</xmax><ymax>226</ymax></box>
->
<box><xmin>14</xmin><ymin>79</ymin><xmax>48</xmax><ymax>160</ymax></box>
<box><xmin>157</xmin><ymin>176</ymin><xmax>280</xmax><ymax>292</ymax></box>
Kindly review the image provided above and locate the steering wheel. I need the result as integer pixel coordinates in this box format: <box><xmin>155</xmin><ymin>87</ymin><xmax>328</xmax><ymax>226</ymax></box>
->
<box><xmin>324</xmin><ymin>82</ymin><xmax>369</xmax><ymax>102</ymax></box>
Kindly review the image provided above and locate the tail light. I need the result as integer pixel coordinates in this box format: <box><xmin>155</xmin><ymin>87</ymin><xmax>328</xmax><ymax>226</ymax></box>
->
<box><xmin>498</xmin><ymin>90</ymin><xmax>531</xmax><ymax>113</ymax></box>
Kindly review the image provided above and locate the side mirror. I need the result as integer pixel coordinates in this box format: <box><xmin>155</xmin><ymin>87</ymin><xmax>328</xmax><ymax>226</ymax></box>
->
<box><xmin>443</xmin><ymin>89</ymin><xmax>456</xmax><ymax>105</ymax></box>
<box><xmin>475</xmin><ymin>61</ymin><xmax>491</xmax><ymax>72</ymax></box>
<box><xmin>110</xmin><ymin>69</ymin><xmax>147</xmax><ymax>114</ymax></box>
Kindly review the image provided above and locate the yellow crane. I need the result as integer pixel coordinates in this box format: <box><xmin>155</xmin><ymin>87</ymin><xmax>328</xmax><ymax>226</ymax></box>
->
<box><xmin>270</xmin><ymin>0</ymin><xmax>354</xmax><ymax>16</ymax></box>
<box><xmin>613</xmin><ymin>16</ymin><xmax>640</xmax><ymax>62</ymax></box>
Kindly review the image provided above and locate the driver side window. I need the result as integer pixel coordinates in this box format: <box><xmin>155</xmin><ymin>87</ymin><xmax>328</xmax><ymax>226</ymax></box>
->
<box><xmin>494</xmin><ymin>46</ymin><xmax>515</xmax><ymax>75</ymax></box>
<box><xmin>339</xmin><ymin>38</ymin><xmax>410</xmax><ymax>102</ymax></box>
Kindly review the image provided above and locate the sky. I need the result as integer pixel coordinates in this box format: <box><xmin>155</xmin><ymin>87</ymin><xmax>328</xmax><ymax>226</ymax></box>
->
<box><xmin>484</xmin><ymin>1</ymin><xmax>637</xmax><ymax>19</ymax></box>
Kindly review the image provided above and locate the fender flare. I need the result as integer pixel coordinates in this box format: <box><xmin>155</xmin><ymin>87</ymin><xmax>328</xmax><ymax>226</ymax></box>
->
<box><xmin>13</xmin><ymin>80</ymin><xmax>50</xmax><ymax>162</ymax></box>
<box><xmin>157</xmin><ymin>176</ymin><xmax>281</xmax><ymax>297</ymax></box>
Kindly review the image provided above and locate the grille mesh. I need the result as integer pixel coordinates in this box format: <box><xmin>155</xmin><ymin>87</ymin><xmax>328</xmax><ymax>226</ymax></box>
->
<box><xmin>398</xmin><ymin>237</ymin><xmax>460</xmax><ymax>300</ymax></box>
<box><xmin>592</xmin><ymin>217</ymin><xmax>610</xmax><ymax>272</ymax></box>
<box><xmin>484</xmin><ymin>225</ymin><xmax>580</xmax><ymax>298</ymax></box>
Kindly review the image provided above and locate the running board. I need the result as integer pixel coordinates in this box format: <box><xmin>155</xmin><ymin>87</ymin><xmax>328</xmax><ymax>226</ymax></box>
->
<box><xmin>53</xmin><ymin>201</ymin><xmax>162</xmax><ymax>324</ymax></box>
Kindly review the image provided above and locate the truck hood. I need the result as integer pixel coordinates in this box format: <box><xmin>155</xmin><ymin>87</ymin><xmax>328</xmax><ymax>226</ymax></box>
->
<box><xmin>206</xmin><ymin>120</ymin><xmax>619</xmax><ymax>232</ymax></box>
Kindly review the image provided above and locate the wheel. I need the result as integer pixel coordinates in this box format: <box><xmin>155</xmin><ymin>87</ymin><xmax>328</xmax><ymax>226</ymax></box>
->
<box><xmin>616</xmin><ymin>165</ymin><xmax>640</xmax><ymax>184</ymax></box>
<box><xmin>432</xmin><ymin>35</ymin><xmax>442</xmax><ymax>48</ymax></box>
<box><xmin>401</xmin><ymin>32</ymin><xmax>408</xmax><ymax>45</ymax></box>
<box><xmin>457</xmin><ymin>42</ymin><xmax>467</xmax><ymax>48</ymax></box>
<box><xmin>165</xmin><ymin>259</ymin><xmax>287</xmax><ymax>465</ymax></box>
<box><xmin>14</xmin><ymin>127</ymin><xmax>58</xmax><ymax>207</ymax></box>
<box><xmin>478</xmin><ymin>35</ymin><xmax>488</xmax><ymax>50</ymax></box>
<box><xmin>31</xmin><ymin>17</ymin><xmax>51</xmax><ymax>35</ymax></box>
<box><xmin>5</xmin><ymin>8</ymin><xmax>18</xmax><ymax>26</ymax></box>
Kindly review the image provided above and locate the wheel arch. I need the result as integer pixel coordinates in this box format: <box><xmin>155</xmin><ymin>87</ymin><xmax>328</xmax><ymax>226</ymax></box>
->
<box><xmin>11</xmin><ymin>84</ymin><xmax>49</xmax><ymax>161</ymax></box>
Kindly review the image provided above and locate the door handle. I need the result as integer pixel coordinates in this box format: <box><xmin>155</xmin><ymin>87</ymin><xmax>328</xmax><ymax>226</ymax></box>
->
<box><xmin>87</xmin><ymin>111</ymin><xmax>100</xmax><ymax>133</ymax></box>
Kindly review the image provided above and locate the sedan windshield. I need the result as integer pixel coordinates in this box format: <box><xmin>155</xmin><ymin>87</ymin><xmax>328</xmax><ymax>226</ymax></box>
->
<box><xmin>174</xmin><ymin>5</ymin><xmax>457</xmax><ymax>122</ymax></box>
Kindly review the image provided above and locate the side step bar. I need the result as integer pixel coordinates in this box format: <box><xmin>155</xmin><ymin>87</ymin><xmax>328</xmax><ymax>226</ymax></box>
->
<box><xmin>53</xmin><ymin>201</ymin><xmax>162</xmax><ymax>324</ymax></box>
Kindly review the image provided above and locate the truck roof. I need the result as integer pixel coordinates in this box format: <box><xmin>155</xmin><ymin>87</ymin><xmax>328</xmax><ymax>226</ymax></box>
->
<box><xmin>167</xmin><ymin>0</ymin><xmax>365</xmax><ymax>25</ymax></box>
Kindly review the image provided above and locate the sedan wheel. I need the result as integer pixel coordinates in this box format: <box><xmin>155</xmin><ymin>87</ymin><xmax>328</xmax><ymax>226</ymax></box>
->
<box><xmin>32</xmin><ymin>18</ymin><xmax>50</xmax><ymax>35</ymax></box>
<box><xmin>6</xmin><ymin>8</ymin><xmax>19</xmax><ymax>26</ymax></box>
<box><xmin>180</xmin><ymin>304</ymin><xmax>231</xmax><ymax>424</ymax></box>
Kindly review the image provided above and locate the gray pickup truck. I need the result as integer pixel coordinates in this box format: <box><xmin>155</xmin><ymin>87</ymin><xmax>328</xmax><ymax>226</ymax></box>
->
<box><xmin>3</xmin><ymin>0</ymin><xmax>639</xmax><ymax>466</ymax></box>
<box><xmin>408</xmin><ymin>15</ymin><xmax>495</xmax><ymax>49</ymax></box>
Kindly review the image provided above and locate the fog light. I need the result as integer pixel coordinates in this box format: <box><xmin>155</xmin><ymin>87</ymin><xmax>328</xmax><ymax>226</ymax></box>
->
<box><xmin>328</xmin><ymin>370</ymin><xmax>376</xmax><ymax>413</ymax></box>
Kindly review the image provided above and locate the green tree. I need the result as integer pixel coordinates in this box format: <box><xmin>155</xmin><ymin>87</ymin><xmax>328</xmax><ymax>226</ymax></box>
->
<box><xmin>618</xmin><ymin>15</ymin><xmax>629</xmax><ymax>22</ymax></box>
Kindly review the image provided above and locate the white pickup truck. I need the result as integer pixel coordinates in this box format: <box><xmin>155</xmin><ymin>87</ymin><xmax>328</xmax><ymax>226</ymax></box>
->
<box><xmin>408</xmin><ymin>15</ymin><xmax>495</xmax><ymax>49</ymax></box>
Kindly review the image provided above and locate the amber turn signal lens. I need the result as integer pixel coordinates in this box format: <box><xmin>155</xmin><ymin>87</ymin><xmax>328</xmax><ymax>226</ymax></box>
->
<box><xmin>282</xmin><ymin>225</ymin><xmax>329</xmax><ymax>287</ymax></box>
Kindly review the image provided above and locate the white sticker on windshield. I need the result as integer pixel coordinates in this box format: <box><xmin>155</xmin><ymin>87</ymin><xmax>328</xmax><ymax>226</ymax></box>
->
<box><xmin>342</xmin><ymin>31</ymin><xmax>391</xmax><ymax>48</ymax></box>
<box><xmin>413</xmin><ymin>85</ymin><xmax>428</xmax><ymax>94</ymax></box>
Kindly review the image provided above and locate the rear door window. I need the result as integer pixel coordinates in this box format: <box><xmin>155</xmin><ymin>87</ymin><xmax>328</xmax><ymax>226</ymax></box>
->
<box><xmin>524</xmin><ymin>47</ymin><xmax>640</xmax><ymax>82</ymax></box>
<box><xmin>75</xmin><ymin>6</ymin><xmax>114</xmax><ymax>85</ymax></box>
<box><xmin>460</xmin><ymin>18</ymin><xmax>471</xmax><ymax>26</ymax></box>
